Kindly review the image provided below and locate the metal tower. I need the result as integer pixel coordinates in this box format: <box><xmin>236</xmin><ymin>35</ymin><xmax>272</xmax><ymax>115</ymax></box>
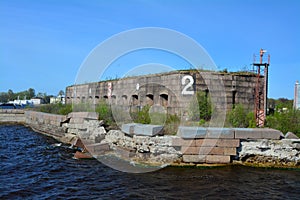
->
<box><xmin>253</xmin><ymin>49</ymin><xmax>270</xmax><ymax>127</ymax></box>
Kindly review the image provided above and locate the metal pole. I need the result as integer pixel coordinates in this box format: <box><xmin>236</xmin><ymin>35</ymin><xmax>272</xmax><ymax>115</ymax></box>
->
<box><xmin>263</xmin><ymin>64</ymin><xmax>268</xmax><ymax>117</ymax></box>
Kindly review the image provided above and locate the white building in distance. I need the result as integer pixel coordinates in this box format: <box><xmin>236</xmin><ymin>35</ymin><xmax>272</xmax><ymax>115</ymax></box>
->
<box><xmin>31</xmin><ymin>97</ymin><xmax>44</xmax><ymax>105</ymax></box>
<box><xmin>50</xmin><ymin>95</ymin><xmax>65</xmax><ymax>104</ymax></box>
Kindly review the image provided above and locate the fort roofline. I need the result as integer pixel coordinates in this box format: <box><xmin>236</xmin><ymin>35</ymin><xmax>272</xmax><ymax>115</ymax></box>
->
<box><xmin>67</xmin><ymin>69</ymin><xmax>260</xmax><ymax>88</ymax></box>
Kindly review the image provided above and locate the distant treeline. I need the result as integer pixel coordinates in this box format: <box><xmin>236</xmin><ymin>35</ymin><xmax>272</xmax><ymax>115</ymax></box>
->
<box><xmin>0</xmin><ymin>88</ymin><xmax>36</xmax><ymax>103</ymax></box>
<box><xmin>0</xmin><ymin>88</ymin><xmax>65</xmax><ymax>104</ymax></box>
<box><xmin>267</xmin><ymin>98</ymin><xmax>294</xmax><ymax>113</ymax></box>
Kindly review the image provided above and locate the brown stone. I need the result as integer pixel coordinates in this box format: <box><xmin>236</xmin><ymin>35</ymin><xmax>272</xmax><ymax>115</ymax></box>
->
<box><xmin>216</xmin><ymin>139</ymin><xmax>240</xmax><ymax>147</ymax></box>
<box><xmin>182</xmin><ymin>155</ymin><xmax>206</xmax><ymax>163</ymax></box>
<box><xmin>200</xmin><ymin>147</ymin><xmax>236</xmax><ymax>156</ymax></box>
<box><xmin>206</xmin><ymin>155</ymin><xmax>231</xmax><ymax>163</ymax></box>
<box><xmin>194</xmin><ymin>139</ymin><xmax>240</xmax><ymax>147</ymax></box>
<box><xmin>181</xmin><ymin>146</ymin><xmax>236</xmax><ymax>156</ymax></box>
<box><xmin>86</xmin><ymin>143</ymin><xmax>111</xmax><ymax>155</ymax></box>
<box><xmin>223</xmin><ymin>147</ymin><xmax>237</xmax><ymax>155</ymax></box>
<box><xmin>172</xmin><ymin>138</ymin><xmax>196</xmax><ymax>147</ymax></box>
<box><xmin>74</xmin><ymin>151</ymin><xmax>93</xmax><ymax>159</ymax></box>
<box><xmin>181</xmin><ymin>146</ymin><xmax>199</xmax><ymax>154</ymax></box>
<box><xmin>195</xmin><ymin>139</ymin><xmax>214</xmax><ymax>147</ymax></box>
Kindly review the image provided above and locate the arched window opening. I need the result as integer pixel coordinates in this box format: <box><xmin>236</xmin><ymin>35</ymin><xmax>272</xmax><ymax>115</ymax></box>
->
<box><xmin>146</xmin><ymin>94</ymin><xmax>154</xmax><ymax>106</ymax></box>
<box><xmin>160</xmin><ymin>94</ymin><xmax>168</xmax><ymax>107</ymax></box>
<box><xmin>132</xmin><ymin>95</ymin><xmax>139</xmax><ymax>106</ymax></box>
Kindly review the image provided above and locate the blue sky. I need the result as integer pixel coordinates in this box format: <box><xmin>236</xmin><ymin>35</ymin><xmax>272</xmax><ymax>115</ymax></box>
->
<box><xmin>0</xmin><ymin>0</ymin><xmax>299</xmax><ymax>99</ymax></box>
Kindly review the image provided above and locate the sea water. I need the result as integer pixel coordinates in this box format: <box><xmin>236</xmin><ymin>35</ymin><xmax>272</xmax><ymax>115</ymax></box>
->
<box><xmin>0</xmin><ymin>125</ymin><xmax>299</xmax><ymax>199</ymax></box>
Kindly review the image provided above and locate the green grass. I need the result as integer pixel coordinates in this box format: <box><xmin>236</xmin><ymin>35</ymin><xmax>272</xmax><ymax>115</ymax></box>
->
<box><xmin>35</xmin><ymin>103</ymin><xmax>72</xmax><ymax>115</ymax></box>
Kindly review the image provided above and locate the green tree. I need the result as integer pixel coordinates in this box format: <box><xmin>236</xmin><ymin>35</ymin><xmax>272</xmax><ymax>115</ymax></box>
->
<box><xmin>267</xmin><ymin>98</ymin><xmax>276</xmax><ymax>109</ymax></box>
<box><xmin>133</xmin><ymin>105</ymin><xmax>151</xmax><ymax>124</ymax></box>
<box><xmin>58</xmin><ymin>90</ymin><xmax>65</xmax><ymax>96</ymax></box>
<box><xmin>96</xmin><ymin>100</ymin><xmax>114</xmax><ymax>126</ymax></box>
<box><xmin>36</xmin><ymin>92</ymin><xmax>44</xmax><ymax>98</ymax></box>
<box><xmin>27</xmin><ymin>88</ymin><xmax>35</xmax><ymax>99</ymax></box>
<box><xmin>0</xmin><ymin>92</ymin><xmax>8</xmax><ymax>102</ymax></box>
<box><xmin>275</xmin><ymin>98</ymin><xmax>293</xmax><ymax>110</ymax></box>
<box><xmin>7</xmin><ymin>89</ymin><xmax>14</xmax><ymax>101</ymax></box>
<box><xmin>266</xmin><ymin>109</ymin><xmax>300</xmax><ymax>136</ymax></box>
<box><xmin>189</xmin><ymin>91</ymin><xmax>212</xmax><ymax>121</ymax></box>
<box><xmin>228</xmin><ymin>104</ymin><xmax>251</xmax><ymax>128</ymax></box>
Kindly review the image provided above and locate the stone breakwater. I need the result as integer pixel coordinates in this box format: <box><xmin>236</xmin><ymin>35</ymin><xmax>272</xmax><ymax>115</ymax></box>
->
<box><xmin>1</xmin><ymin>109</ymin><xmax>299</xmax><ymax>167</ymax></box>
<box><xmin>0</xmin><ymin>109</ymin><xmax>25</xmax><ymax>123</ymax></box>
<box><xmin>238</xmin><ymin>138</ymin><xmax>300</xmax><ymax>167</ymax></box>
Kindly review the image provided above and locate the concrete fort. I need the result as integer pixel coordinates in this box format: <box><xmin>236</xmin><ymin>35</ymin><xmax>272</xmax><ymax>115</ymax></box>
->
<box><xmin>65</xmin><ymin>70</ymin><xmax>265</xmax><ymax>115</ymax></box>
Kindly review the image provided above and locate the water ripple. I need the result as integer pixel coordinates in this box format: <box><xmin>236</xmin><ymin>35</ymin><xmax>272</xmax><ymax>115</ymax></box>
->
<box><xmin>0</xmin><ymin>125</ymin><xmax>299</xmax><ymax>199</ymax></box>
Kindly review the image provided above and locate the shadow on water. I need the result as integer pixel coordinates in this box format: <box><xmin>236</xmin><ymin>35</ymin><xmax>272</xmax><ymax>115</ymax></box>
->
<box><xmin>0</xmin><ymin>125</ymin><xmax>299</xmax><ymax>199</ymax></box>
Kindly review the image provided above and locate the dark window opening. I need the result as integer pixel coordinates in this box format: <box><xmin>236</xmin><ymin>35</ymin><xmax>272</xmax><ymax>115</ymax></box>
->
<box><xmin>160</xmin><ymin>94</ymin><xmax>168</xmax><ymax>107</ymax></box>
<box><xmin>132</xmin><ymin>95</ymin><xmax>139</xmax><ymax>106</ymax></box>
<box><xmin>232</xmin><ymin>90</ymin><xmax>237</xmax><ymax>109</ymax></box>
<box><xmin>205</xmin><ymin>88</ymin><xmax>209</xmax><ymax>98</ymax></box>
<box><xmin>111</xmin><ymin>95</ymin><xmax>116</xmax><ymax>104</ymax></box>
<box><xmin>122</xmin><ymin>95</ymin><xmax>128</xmax><ymax>105</ymax></box>
<box><xmin>146</xmin><ymin>94</ymin><xmax>154</xmax><ymax>106</ymax></box>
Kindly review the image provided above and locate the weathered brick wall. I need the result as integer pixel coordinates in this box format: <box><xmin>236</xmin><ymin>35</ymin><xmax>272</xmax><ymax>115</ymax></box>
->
<box><xmin>66</xmin><ymin>70</ymin><xmax>264</xmax><ymax>114</ymax></box>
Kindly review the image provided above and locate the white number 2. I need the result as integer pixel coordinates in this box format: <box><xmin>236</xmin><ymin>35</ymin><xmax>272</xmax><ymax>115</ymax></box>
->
<box><xmin>181</xmin><ymin>75</ymin><xmax>194</xmax><ymax>95</ymax></box>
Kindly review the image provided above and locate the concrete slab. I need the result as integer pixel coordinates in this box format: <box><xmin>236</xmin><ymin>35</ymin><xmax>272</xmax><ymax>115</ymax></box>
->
<box><xmin>234</xmin><ymin>128</ymin><xmax>282</xmax><ymax>139</ymax></box>
<box><xmin>67</xmin><ymin>112</ymin><xmax>98</xmax><ymax>120</ymax></box>
<box><xmin>285</xmin><ymin>132</ymin><xmax>299</xmax><ymax>139</ymax></box>
<box><xmin>260</xmin><ymin>128</ymin><xmax>282</xmax><ymax>139</ymax></box>
<box><xmin>207</xmin><ymin>128</ymin><xmax>235</xmax><ymax>139</ymax></box>
<box><xmin>234</xmin><ymin>128</ymin><xmax>260</xmax><ymax>139</ymax></box>
<box><xmin>133</xmin><ymin>124</ymin><xmax>163</xmax><ymax>136</ymax></box>
<box><xmin>177</xmin><ymin>126</ymin><xmax>207</xmax><ymax>139</ymax></box>
<box><xmin>121</xmin><ymin>123</ymin><xmax>137</xmax><ymax>135</ymax></box>
<box><xmin>70</xmin><ymin>117</ymin><xmax>85</xmax><ymax>124</ymax></box>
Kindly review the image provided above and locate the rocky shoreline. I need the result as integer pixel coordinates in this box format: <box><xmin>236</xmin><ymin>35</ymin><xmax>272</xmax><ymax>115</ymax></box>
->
<box><xmin>1</xmin><ymin>109</ymin><xmax>299</xmax><ymax>169</ymax></box>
